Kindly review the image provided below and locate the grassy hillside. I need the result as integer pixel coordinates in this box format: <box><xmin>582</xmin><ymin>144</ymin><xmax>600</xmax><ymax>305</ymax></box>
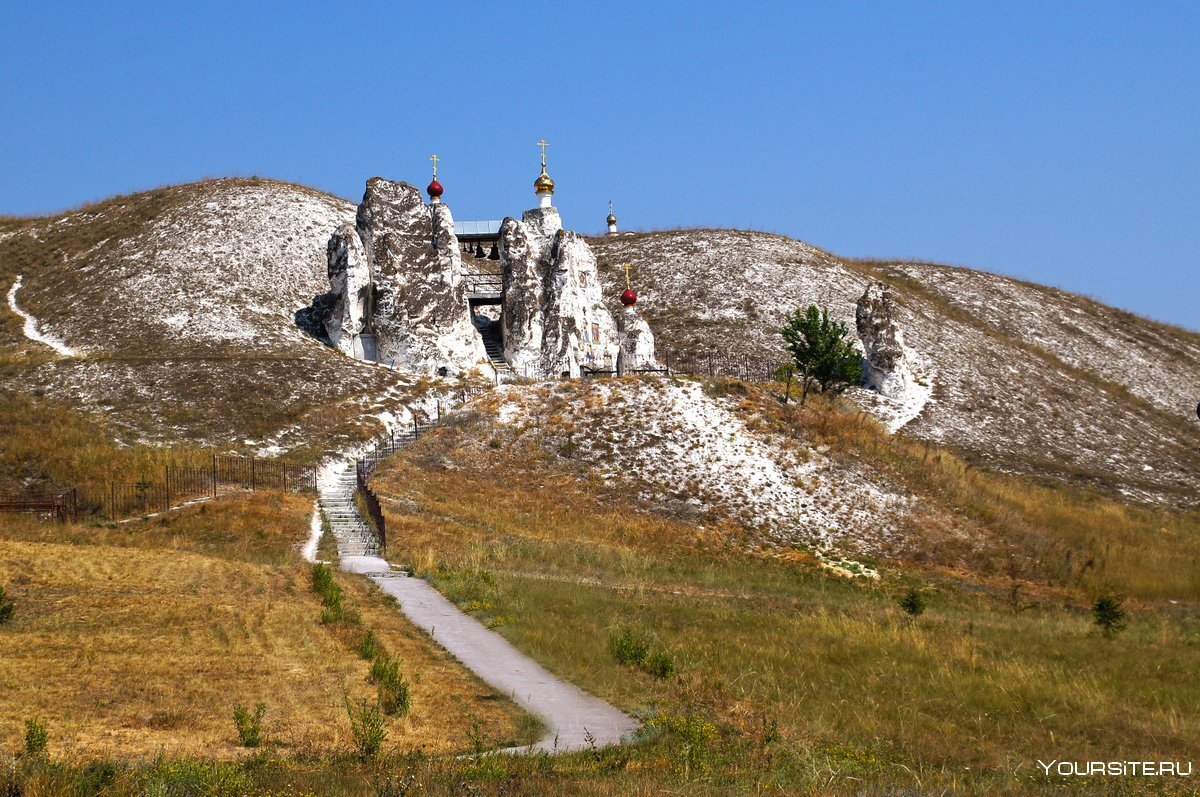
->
<box><xmin>0</xmin><ymin>492</ymin><xmax>532</xmax><ymax>760</ymax></box>
<box><xmin>350</xmin><ymin>377</ymin><xmax>1200</xmax><ymax>794</ymax></box>
<box><xmin>590</xmin><ymin>230</ymin><xmax>1200</xmax><ymax>508</ymax></box>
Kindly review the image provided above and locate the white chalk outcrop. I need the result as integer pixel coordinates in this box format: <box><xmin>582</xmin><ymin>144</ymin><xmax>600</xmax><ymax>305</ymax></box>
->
<box><xmin>855</xmin><ymin>282</ymin><xmax>932</xmax><ymax>433</ymax></box>
<box><xmin>499</xmin><ymin>207</ymin><xmax>619</xmax><ymax>377</ymax></box>
<box><xmin>324</xmin><ymin>224</ymin><xmax>371</xmax><ymax>358</ymax></box>
<box><xmin>617</xmin><ymin>307</ymin><xmax>656</xmax><ymax>372</ymax></box>
<box><xmin>317</xmin><ymin>178</ymin><xmax>487</xmax><ymax>375</ymax></box>
<box><xmin>856</xmin><ymin>282</ymin><xmax>916</xmax><ymax>398</ymax></box>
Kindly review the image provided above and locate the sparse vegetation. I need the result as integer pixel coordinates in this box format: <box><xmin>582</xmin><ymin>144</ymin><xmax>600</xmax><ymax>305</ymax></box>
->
<box><xmin>0</xmin><ymin>585</ymin><xmax>13</xmax><ymax>624</ymax></box>
<box><xmin>231</xmin><ymin>703</ymin><xmax>266</xmax><ymax>748</ymax></box>
<box><xmin>369</xmin><ymin>654</ymin><xmax>413</xmax><ymax>717</ymax></box>
<box><xmin>345</xmin><ymin>698</ymin><xmax>386</xmax><ymax>759</ymax></box>
<box><xmin>0</xmin><ymin>493</ymin><xmax>527</xmax><ymax>759</ymax></box>
<box><xmin>23</xmin><ymin>718</ymin><xmax>47</xmax><ymax>756</ymax></box>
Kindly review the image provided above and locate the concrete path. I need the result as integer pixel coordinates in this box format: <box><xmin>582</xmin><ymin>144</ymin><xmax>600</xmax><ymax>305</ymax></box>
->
<box><xmin>316</xmin><ymin>457</ymin><xmax>638</xmax><ymax>753</ymax></box>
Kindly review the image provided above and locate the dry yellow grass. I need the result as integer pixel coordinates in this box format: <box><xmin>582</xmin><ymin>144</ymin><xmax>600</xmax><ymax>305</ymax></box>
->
<box><xmin>0</xmin><ymin>496</ymin><xmax>527</xmax><ymax>759</ymax></box>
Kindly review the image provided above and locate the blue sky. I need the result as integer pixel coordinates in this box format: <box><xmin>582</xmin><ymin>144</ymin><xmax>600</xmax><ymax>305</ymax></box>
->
<box><xmin>2</xmin><ymin>2</ymin><xmax>1197</xmax><ymax>329</ymax></box>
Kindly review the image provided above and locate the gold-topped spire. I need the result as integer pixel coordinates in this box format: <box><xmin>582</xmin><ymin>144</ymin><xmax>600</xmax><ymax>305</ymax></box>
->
<box><xmin>429</xmin><ymin>153</ymin><xmax>439</xmax><ymax>179</ymax></box>
<box><xmin>533</xmin><ymin>138</ymin><xmax>555</xmax><ymax>196</ymax></box>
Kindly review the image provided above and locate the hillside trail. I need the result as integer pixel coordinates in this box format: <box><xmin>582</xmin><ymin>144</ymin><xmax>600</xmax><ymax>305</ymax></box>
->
<box><xmin>310</xmin><ymin>455</ymin><xmax>638</xmax><ymax>754</ymax></box>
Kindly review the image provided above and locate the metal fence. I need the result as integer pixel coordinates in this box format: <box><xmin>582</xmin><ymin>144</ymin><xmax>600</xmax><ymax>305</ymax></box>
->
<box><xmin>353</xmin><ymin>421</ymin><xmax>436</xmax><ymax>555</ymax></box>
<box><xmin>0</xmin><ymin>489</ymin><xmax>78</xmax><ymax>523</ymax></box>
<box><xmin>660</xmin><ymin>349</ymin><xmax>784</xmax><ymax>383</ymax></box>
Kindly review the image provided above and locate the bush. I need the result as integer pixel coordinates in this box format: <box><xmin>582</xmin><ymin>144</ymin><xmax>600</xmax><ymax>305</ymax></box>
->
<box><xmin>609</xmin><ymin>627</ymin><xmax>650</xmax><ymax>667</ymax></box>
<box><xmin>1093</xmin><ymin>594</ymin><xmax>1127</xmax><ymax>637</ymax></box>
<box><xmin>311</xmin><ymin>562</ymin><xmax>334</xmax><ymax>595</ymax></box>
<box><xmin>0</xmin><ymin>586</ymin><xmax>13</xmax><ymax>624</ymax></box>
<box><xmin>610</xmin><ymin>626</ymin><xmax>678</xmax><ymax>679</ymax></box>
<box><xmin>652</xmin><ymin>711</ymin><xmax>717</xmax><ymax>780</ymax></box>
<box><xmin>346</xmin><ymin>698</ymin><xmax>386</xmax><ymax>759</ymax></box>
<box><xmin>311</xmin><ymin>562</ymin><xmax>350</xmax><ymax>624</ymax></box>
<box><xmin>358</xmin><ymin>629</ymin><xmax>382</xmax><ymax>661</ymax></box>
<box><xmin>232</xmin><ymin>702</ymin><xmax>266</xmax><ymax>747</ymax></box>
<box><xmin>644</xmin><ymin>649</ymin><xmax>677</xmax><ymax>680</ymax></box>
<box><xmin>24</xmin><ymin>718</ymin><xmax>48</xmax><ymax>756</ymax></box>
<box><xmin>370</xmin><ymin>655</ymin><xmax>413</xmax><ymax>717</ymax></box>
<box><xmin>899</xmin><ymin>588</ymin><xmax>926</xmax><ymax>616</ymax></box>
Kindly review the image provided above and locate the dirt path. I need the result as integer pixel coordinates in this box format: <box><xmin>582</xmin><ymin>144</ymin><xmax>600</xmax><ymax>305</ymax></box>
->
<box><xmin>314</xmin><ymin>458</ymin><xmax>638</xmax><ymax>753</ymax></box>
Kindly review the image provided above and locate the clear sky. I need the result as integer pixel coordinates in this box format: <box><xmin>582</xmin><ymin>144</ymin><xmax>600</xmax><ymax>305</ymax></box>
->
<box><xmin>2</xmin><ymin>2</ymin><xmax>1197</xmax><ymax>329</ymax></box>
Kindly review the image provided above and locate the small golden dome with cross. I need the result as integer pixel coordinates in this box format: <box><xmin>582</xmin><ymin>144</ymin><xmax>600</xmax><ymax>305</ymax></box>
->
<box><xmin>534</xmin><ymin>168</ymin><xmax>555</xmax><ymax>194</ymax></box>
<box><xmin>534</xmin><ymin>138</ymin><xmax>555</xmax><ymax>195</ymax></box>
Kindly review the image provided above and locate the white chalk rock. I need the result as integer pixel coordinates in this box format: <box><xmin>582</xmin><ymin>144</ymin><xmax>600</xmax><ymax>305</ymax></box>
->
<box><xmin>618</xmin><ymin>307</ymin><xmax>657</xmax><ymax>371</ymax></box>
<box><xmin>324</xmin><ymin>223</ymin><xmax>371</xmax><ymax>357</ymax></box>
<box><xmin>500</xmin><ymin>207</ymin><xmax>618</xmax><ymax>377</ymax></box>
<box><xmin>329</xmin><ymin>177</ymin><xmax>486</xmax><ymax>374</ymax></box>
<box><xmin>856</xmin><ymin>282</ymin><xmax>916</xmax><ymax>398</ymax></box>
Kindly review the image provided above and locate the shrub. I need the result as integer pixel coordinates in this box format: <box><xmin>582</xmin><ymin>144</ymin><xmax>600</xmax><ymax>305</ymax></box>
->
<box><xmin>652</xmin><ymin>711</ymin><xmax>717</xmax><ymax>780</ymax></box>
<box><xmin>311</xmin><ymin>562</ymin><xmax>349</xmax><ymax>623</ymax></box>
<box><xmin>24</xmin><ymin>718</ymin><xmax>48</xmax><ymax>756</ymax></box>
<box><xmin>232</xmin><ymin>702</ymin><xmax>267</xmax><ymax>747</ymax></box>
<box><xmin>644</xmin><ymin>649</ymin><xmax>677</xmax><ymax>680</ymax></box>
<box><xmin>346</xmin><ymin>698</ymin><xmax>386</xmax><ymax>759</ymax></box>
<box><xmin>609</xmin><ymin>627</ymin><xmax>650</xmax><ymax>667</ymax></box>
<box><xmin>899</xmin><ymin>588</ymin><xmax>926</xmax><ymax>616</ymax></box>
<box><xmin>311</xmin><ymin>562</ymin><xmax>334</xmax><ymax>595</ymax></box>
<box><xmin>0</xmin><ymin>586</ymin><xmax>13</xmax><ymax>624</ymax></box>
<box><xmin>358</xmin><ymin>629</ymin><xmax>382</xmax><ymax>661</ymax></box>
<box><xmin>1093</xmin><ymin>594</ymin><xmax>1127</xmax><ymax>637</ymax></box>
<box><xmin>370</xmin><ymin>655</ymin><xmax>413</xmax><ymax>717</ymax></box>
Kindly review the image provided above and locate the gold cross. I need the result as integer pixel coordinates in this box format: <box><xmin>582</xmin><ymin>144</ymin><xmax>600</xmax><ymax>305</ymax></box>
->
<box><xmin>623</xmin><ymin>262</ymin><xmax>632</xmax><ymax>290</ymax></box>
<box><xmin>429</xmin><ymin>153</ymin><xmax>439</xmax><ymax>178</ymax></box>
<box><xmin>537</xmin><ymin>139</ymin><xmax>549</xmax><ymax>168</ymax></box>
<box><xmin>609</xmin><ymin>199</ymin><xmax>614</xmax><ymax>215</ymax></box>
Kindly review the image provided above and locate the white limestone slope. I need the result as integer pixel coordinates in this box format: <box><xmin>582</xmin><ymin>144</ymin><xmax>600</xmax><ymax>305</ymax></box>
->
<box><xmin>495</xmin><ymin>380</ymin><xmax>910</xmax><ymax>554</ymax></box>
<box><xmin>7</xmin><ymin>275</ymin><xmax>78</xmax><ymax>356</ymax></box>
<box><xmin>13</xmin><ymin>179</ymin><xmax>356</xmax><ymax>353</ymax></box>
<box><xmin>592</xmin><ymin>230</ymin><xmax>1200</xmax><ymax>506</ymax></box>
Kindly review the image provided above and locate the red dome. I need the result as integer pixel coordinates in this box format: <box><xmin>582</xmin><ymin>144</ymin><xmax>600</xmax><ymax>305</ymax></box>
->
<box><xmin>620</xmin><ymin>288</ymin><xmax>638</xmax><ymax>307</ymax></box>
<box><xmin>426</xmin><ymin>179</ymin><xmax>444</xmax><ymax>198</ymax></box>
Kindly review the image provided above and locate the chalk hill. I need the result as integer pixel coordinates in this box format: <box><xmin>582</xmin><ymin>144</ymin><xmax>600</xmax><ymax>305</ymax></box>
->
<box><xmin>2</xmin><ymin>178</ymin><xmax>1197</xmax><ymax>512</ymax></box>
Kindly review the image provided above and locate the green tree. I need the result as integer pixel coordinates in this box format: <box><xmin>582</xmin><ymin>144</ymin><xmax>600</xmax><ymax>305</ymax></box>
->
<box><xmin>1092</xmin><ymin>594</ymin><xmax>1126</xmax><ymax>637</ymax></box>
<box><xmin>780</xmin><ymin>305</ymin><xmax>863</xmax><ymax>403</ymax></box>
<box><xmin>898</xmin><ymin>588</ymin><xmax>927</xmax><ymax>616</ymax></box>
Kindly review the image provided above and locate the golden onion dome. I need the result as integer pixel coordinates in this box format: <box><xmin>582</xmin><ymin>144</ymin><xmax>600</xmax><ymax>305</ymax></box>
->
<box><xmin>534</xmin><ymin>168</ymin><xmax>555</xmax><ymax>194</ymax></box>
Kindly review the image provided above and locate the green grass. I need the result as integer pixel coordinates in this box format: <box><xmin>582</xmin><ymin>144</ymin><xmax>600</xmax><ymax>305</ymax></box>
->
<box><xmin>357</xmin><ymin>398</ymin><xmax>1200</xmax><ymax>795</ymax></box>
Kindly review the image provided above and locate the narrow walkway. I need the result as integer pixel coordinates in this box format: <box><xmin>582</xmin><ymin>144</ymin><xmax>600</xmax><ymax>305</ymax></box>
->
<box><xmin>315</xmin><ymin>457</ymin><xmax>638</xmax><ymax>753</ymax></box>
<box><xmin>7</xmin><ymin>275</ymin><xmax>78</xmax><ymax>357</ymax></box>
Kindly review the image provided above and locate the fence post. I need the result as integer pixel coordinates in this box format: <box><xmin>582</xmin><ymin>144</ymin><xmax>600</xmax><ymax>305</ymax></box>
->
<box><xmin>412</xmin><ymin>415</ymin><xmax>417</xmax><ymax>435</ymax></box>
<box><xmin>164</xmin><ymin>466</ymin><xmax>170</xmax><ymax>514</ymax></box>
<box><xmin>437</xmin><ymin>401</ymin><xmax>442</xmax><ymax>422</ymax></box>
<box><xmin>250</xmin><ymin>457</ymin><xmax>256</xmax><ymax>491</ymax></box>
<box><xmin>110</xmin><ymin>481</ymin><xmax>116</xmax><ymax>522</ymax></box>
